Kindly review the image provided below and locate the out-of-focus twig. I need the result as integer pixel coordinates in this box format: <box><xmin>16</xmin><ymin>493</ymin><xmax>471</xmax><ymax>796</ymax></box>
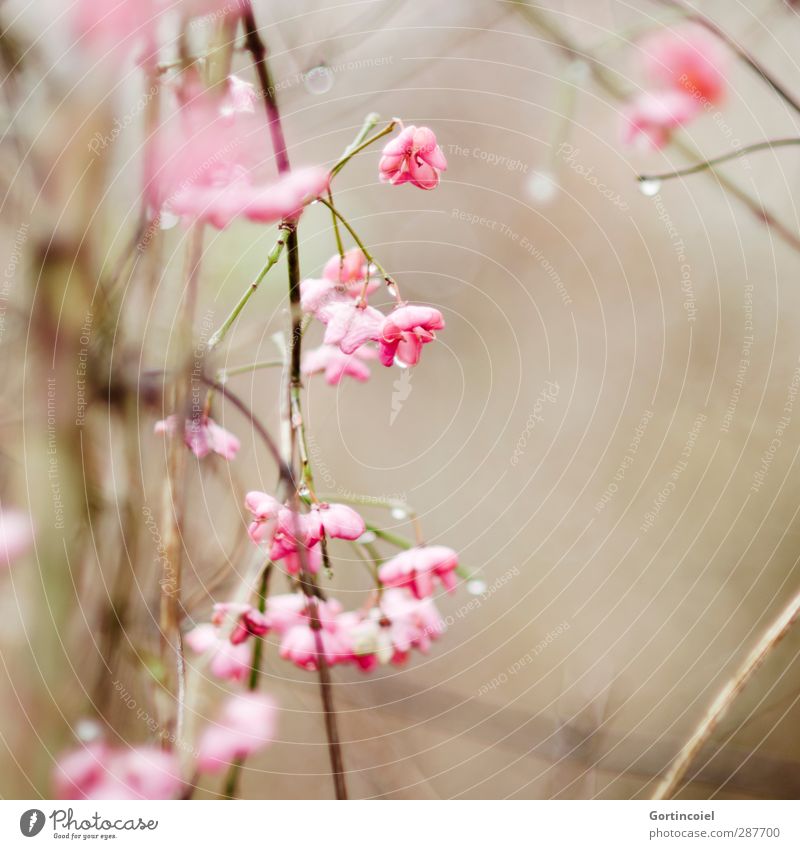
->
<box><xmin>511</xmin><ymin>0</ymin><xmax>800</xmax><ymax>253</ymax></box>
<box><xmin>653</xmin><ymin>585</ymin><xmax>800</xmax><ymax>798</ymax></box>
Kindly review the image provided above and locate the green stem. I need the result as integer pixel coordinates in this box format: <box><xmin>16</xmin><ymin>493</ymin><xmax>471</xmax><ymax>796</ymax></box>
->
<box><xmin>365</xmin><ymin>523</ymin><xmax>413</xmax><ymax>550</ymax></box>
<box><xmin>315</xmin><ymin>197</ymin><xmax>394</xmax><ymax>285</ymax></box>
<box><xmin>330</xmin><ymin>116</ymin><xmax>395</xmax><ymax>178</ymax></box>
<box><xmin>217</xmin><ymin>359</ymin><xmax>283</xmax><ymax>380</ymax></box>
<box><xmin>207</xmin><ymin>225</ymin><xmax>291</xmax><ymax>351</ymax></box>
<box><xmin>223</xmin><ymin>563</ymin><xmax>272</xmax><ymax>799</ymax></box>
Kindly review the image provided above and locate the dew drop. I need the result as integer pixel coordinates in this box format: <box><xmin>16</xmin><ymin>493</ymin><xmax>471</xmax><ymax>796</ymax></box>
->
<box><xmin>527</xmin><ymin>170</ymin><xmax>559</xmax><ymax>204</ymax></box>
<box><xmin>467</xmin><ymin>579</ymin><xmax>487</xmax><ymax>595</ymax></box>
<box><xmin>303</xmin><ymin>63</ymin><xmax>334</xmax><ymax>95</ymax></box>
<box><xmin>158</xmin><ymin>209</ymin><xmax>180</xmax><ymax>230</ymax></box>
<box><xmin>638</xmin><ymin>177</ymin><xmax>661</xmax><ymax>197</ymax></box>
<box><xmin>358</xmin><ymin>530</ymin><xmax>376</xmax><ymax>544</ymax></box>
<box><xmin>390</xmin><ymin>506</ymin><xmax>408</xmax><ymax>520</ymax></box>
<box><xmin>386</xmin><ymin>281</ymin><xmax>398</xmax><ymax>299</ymax></box>
<box><xmin>393</xmin><ymin>355</ymin><xmax>410</xmax><ymax>369</ymax></box>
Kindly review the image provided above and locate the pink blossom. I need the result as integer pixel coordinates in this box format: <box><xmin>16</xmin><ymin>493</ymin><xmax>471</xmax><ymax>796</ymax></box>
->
<box><xmin>622</xmin><ymin>89</ymin><xmax>701</xmax><ymax>150</ymax></box>
<box><xmin>302</xmin><ymin>344</ymin><xmax>378</xmax><ymax>385</ymax></box>
<box><xmin>279</xmin><ymin>622</ymin><xmax>347</xmax><ymax>670</ymax></box>
<box><xmin>275</xmin><ymin>597</ymin><xmax>348</xmax><ymax>670</ymax></box>
<box><xmin>379</xmin><ymin>126</ymin><xmax>447</xmax><ymax>190</ymax></box>
<box><xmin>196</xmin><ymin>693</ymin><xmax>277</xmax><ymax>774</ymax></box>
<box><xmin>322</xmin><ymin>249</ymin><xmax>378</xmax><ymax>297</ymax></box>
<box><xmin>640</xmin><ymin>26</ymin><xmax>727</xmax><ymax>106</ymax></box>
<box><xmin>264</xmin><ymin>593</ymin><xmax>308</xmax><ymax>633</ymax></box>
<box><xmin>623</xmin><ymin>27</ymin><xmax>727</xmax><ymax>149</ymax></box>
<box><xmin>323</xmin><ymin>302</ymin><xmax>385</xmax><ymax>354</ymax></box>
<box><xmin>378</xmin><ymin>545</ymin><xmax>459</xmax><ymax>599</ymax></box>
<box><xmin>0</xmin><ymin>509</ymin><xmax>32</xmax><ymax>569</ymax></box>
<box><xmin>279</xmin><ymin>544</ymin><xmax>323</xmax><ymax>576</ymax></box>
<box><xmin>169</xmin><ymin>167</ymin><xmax>330</xmax><ymax>230</ymax></box>
<box><xmin>72</xmin><ymin>0</ymin><xmax>158</xmax><ymax>56</ymax></box>
<box><xmin>338</xmin><ymin>589</ymin><xmax>445</xmax><ymax>669</ymax></box>
<box><xmin>211</xmin><ymin>602</ymin><xmax>269</xmax><ymax>645</ymax></box>
<box><xmin>185</xmin><ymin>623</ymin><xmax>253</xmax><ymax>682</ymax></box>
<box><xmin>148</xmin><ymin>90</ymin><xmax>328</xmax><ymax>229</ymax></box>
<box><xmin>244</xmin><ymin>490</ymin><xmax>283</xmax><ymax>545</ymax></box>
<box><xmin>53</xmin><ymin>741</ymin><xmax>182</xmax><ymax>800</ymax></box>
<box><xmin>378</xmin><ymin>305</ymin><xmax>445</xmax><ymax>367</ymax></box>
<box><xmin>304</xmin><ymin>502</ymin><xmax>366</xmax><ymax>544</ymax></box>
<box><xmin>155</xmin><ymin>415</ymin><xmax>240</xmax><ymax>460</ymax></box>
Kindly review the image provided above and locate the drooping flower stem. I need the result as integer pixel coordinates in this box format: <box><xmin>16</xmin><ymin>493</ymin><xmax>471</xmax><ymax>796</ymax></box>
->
<box><xmin>217</xmin><ymin>359</ymin><xmax>283</xmax><ymax>381</ymax></box>
<box><xmin>653</xmin><ymin>585</ymin><xmax>800</xmax><ymax>799</ymax></box>
<box><xmin>316</xmin><ymin>197</ymin><xmax>397</xmax><ymax>293</ymax></box>
<box><xmin>207</xmin><ymin>224</ymin><xmax>291</xmax><ymax>351</ymax></box>
<box><xmin>242</xmin><ymin>3</ymin><xmax>348</xmax><ymax>800</ymax></box>
<box><xmin>330</xmin><ymin>115</ymin><xmax>395</xmax><ymax>178</ymax></box>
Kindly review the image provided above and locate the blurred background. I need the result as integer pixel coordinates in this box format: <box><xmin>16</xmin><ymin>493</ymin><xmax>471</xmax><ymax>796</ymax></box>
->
<box><xmin>2</xmin><ymin>0</ymin><xmax>800</xmax><ymax>799</ymax></box>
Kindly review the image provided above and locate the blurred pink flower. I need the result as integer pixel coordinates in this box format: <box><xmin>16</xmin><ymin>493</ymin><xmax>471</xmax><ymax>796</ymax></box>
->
<box><xmin>279</xmin><ymin>620</ymin><xmax>347</xmax><ymax>671</ymax></box>
<box><xmin>148</xmin><ymin>91</ymin><xmax>328</xmax><ymax>229</ymax></box>
<box><xmin>640</xmin><ymin>26</ymin><xmax>727</xmax><ymax>106</ymax></box>
<box><xmin>378</xmin><ymin>305</ymin><xmax>445</xmax><ymax>367</ymax></box>
<box><xmin>0</xmin><ymin>509</ymin><xmax>32</xmax><ymax>569</ymax></box>
<box><xmin>197</xmin><ymin>693</ymin><xmax>277</xmax><ymax>774</ymax></box>
<box><xmin>211</xmin><ymin>602</ymin><xmax>269</xmax><ymax>645</ymax></box>
<box><xmin>379</xmin><ymin>126</ymin><xmax>447</xmax><ymax>190</ymax></box>
<box><xmin>302</xmin><ymin>344</ymin><xmax>377</xmax><ymax>385</ymax></box>
<box><xmin>623</xmin><ymin>26</ymin><xmax>727</xmax><ymax>149</ymax></box>
<box><xmin>54</xmin><ymin>741</ymin><xmax>182</xmax><ymax>800</ymax></box>
<box><xmin>185</xmin><ymin>623</ymin><xmax>253</xmax><ymax>681</ymax></box>
<box><xmin>155</xmin><ymin>415</ymin><xmax>240</xmax><ymax>460</ymax></box>
<box><xmin>244</xmin><ymin>490</ymin><xmax>282</xmax><ymax>545</ymax></box>
<box><xmin>378</xmin><ymin>545</ymin><xmax>459</xmax><ymax>599</ymax></box>
<box><xmin>339</xmin><ymin>589</ymin><xmax>446</xmax><ymax>669</ymax></box>
<box><xmin>72</xmin><ymin>0</ymin><xmax>158</xmax><ymax>56</ymax></box>
<box><xmin>264</xmin><ymin>593</ymin><xmax>307</xmax><ymax>633</ymax></box>
<box><xmin>622</xmin><ymin>89</ymin><xmax>701</xmax><ymax>150</ymax></box>
<box><xmin>323</xmin><ymin>247</ymin><xmax>372</xmax><ymax>284</ymax></box>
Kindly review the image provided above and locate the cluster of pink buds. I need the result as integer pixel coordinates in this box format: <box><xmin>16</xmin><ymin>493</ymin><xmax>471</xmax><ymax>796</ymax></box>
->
<box><xmin>623</xmin><ymin>26</ymin><xmax>727</xmax><ymax>150</ymax></box>
<box><xmin>244</xmin><ymin>491</ymin><xmax>366</xmax><ymax>570</ymax></box>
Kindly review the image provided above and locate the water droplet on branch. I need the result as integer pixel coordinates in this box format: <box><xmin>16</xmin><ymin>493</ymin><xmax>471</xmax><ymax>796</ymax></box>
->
<box><xmin>638</xmin><ymin>178</ymin><xmax>661</xmax><ymax>197</ymax></box>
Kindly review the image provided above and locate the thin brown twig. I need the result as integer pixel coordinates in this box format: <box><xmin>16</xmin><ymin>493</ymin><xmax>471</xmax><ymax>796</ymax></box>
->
<box><xmin>652</xmin><ymin>586</ymin><xmax>800</xmax><ymax>798</ymax></box>
<box><xmin>512</xmin><ymin>0</ymin><xmax>800</xmax><ymax>254</ymax></box>
<box><xmin>652</xmin><ymin>0</ymin><xmax>800</xmax><ymax>117</ymax></box>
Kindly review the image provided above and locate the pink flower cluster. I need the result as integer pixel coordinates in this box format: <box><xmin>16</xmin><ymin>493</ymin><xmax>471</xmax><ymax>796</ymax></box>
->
<box><xmin>146</xmin><ymin>73</ymin><xmax>328</xmax><ymax>229</ymax></box>
<box><xmin>245</xmin><ymin>491</ymin><xmax>366</xmax><ymax>572</ymax></box>
<box><xmin>378</xmin><ymin>125</ymin><xmax>448</xmax><ymax>190</ymax></box>
<box><xmin>623</xmin><ymin>26</ymin><xmax>727</xmax><ymax>150</ymax></box>
<box><xmin>189</xmin><ymin>587</ymin><xmax>447</xmax><ymax>674</ymax></box>
<box><xmin>301</xmin><ymin>250</ymin><xmax>446</xmax><ymax>377</ymax></box>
